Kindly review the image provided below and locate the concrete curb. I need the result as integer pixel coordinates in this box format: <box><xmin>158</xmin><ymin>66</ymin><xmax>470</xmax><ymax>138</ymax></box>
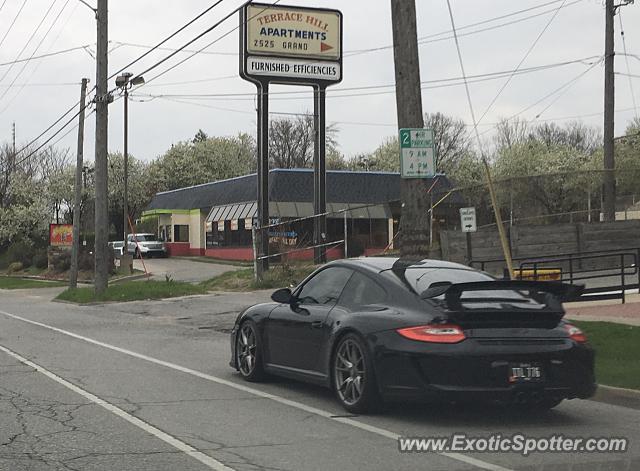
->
<box><xmin>109</xmin><ymin>273</ymin><xmax>152</xmax><ymax>284</ymax></box>
<box><xmin>590</xmin><ymin>384</ymin><xmax>640</xmax><ymax>410</ymax></box>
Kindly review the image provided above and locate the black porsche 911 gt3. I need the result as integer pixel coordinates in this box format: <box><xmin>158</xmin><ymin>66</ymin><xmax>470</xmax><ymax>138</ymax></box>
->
<box><xmin>229</xmin><ymin>257</ymin><xmax>596</xmax><ymax>413</ymax></box>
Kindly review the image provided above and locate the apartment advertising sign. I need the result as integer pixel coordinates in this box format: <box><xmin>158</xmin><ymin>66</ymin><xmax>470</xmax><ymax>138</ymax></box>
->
<box><xmin>241</xmin><ymin>3</ymin><xmax>343</xmax><ymax>85</ymax></box>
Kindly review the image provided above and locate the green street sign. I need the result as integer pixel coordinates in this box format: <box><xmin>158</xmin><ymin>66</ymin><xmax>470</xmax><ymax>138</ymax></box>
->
<box><xmin>399</xmin><ymin>128</ymin><xmax>436</xmax><ymax>179</ymax></box>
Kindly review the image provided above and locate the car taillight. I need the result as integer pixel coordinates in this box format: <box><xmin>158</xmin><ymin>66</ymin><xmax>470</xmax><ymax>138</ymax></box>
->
<box><xmin>396</xmin><ymin>324</ymin><xmax>466</xmax><ymax>344</ymax></box>
<box><xmin>563</xmin><ymin>323</ymin><xmax>587</xmax><ymax>343</ymax></box>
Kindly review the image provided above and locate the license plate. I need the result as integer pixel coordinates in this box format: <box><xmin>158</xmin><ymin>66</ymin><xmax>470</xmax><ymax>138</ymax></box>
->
<box><xmin>508</xmin><ymin>363</ymin><xmax>542</xmax><ymax>383</ymax></box>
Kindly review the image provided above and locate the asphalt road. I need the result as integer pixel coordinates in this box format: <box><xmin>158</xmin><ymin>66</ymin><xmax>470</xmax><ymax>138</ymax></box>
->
<box><xmin>132</xmin><ymin>257</ymin><xmax>239</xmax><ymax>283</ymax></box>
<box><xmin>0</xmin><ymin>287</ymin><xmax>638</xmax><ymax>471</ymax></box>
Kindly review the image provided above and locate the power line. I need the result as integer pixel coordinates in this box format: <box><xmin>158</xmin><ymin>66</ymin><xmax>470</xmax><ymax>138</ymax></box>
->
<box><xmin>0</xmin><ymin>0</ymin><xmax>71</xmax><ymax>110</ymax></box>
<box><xmin>134</xmin><ymin>55</ymin><xmax>600</xmax><ymax>102</ymax></box>
<box><xmin>11</xmin><ymin>0</ymin><xmax>235</xmax><ymax>160</ymax></box>
<box><xmin>0</xmin><ymin>44</ymin><xmax>92</xmax><ymax>68</ymax></box>
<box><xmin>133</xmin><ymin>0</ymin><xmax>282</xmax><ymax>91</ymax></box>
<box><xmin>107</xmin><ymin>0</ymin><xmax>228</xmax><ymax>81</ymax></box>
<box><xmin>478</xmin><ymin>57</ymin><xmax>603</xmax><ymax>136</ymax></box>
<box><xmin>0</xmin><ymin>0</ymin><xmax>58</xmax><ymax>86</ymax></box>
<box><xmin>0</xmin><ymin>0</ymin><xmax>28</xmax><ymax>51</ymax></box>
<box><xmin>618</xmin><ymin>10</ymin><xmax>638</xmax><ymax>120</ymax></box>
<box><xmin>111</xmin><ymin>40</ymin><xmax>237</xmax><ymax>57</ymax></box>
<box><xmin>347</xmin><ymin>0</ymin><xmax>584</xmax><ymax>58</ymax></box>
<box><xmin>476</xmin><ymin>0</ymin><xmax>568</xmax><ymax>125</ymax></box>
<box><xmin>445</xmin><ymin>0</ymin><xmax>484</xmax><ymax>156</ymax></box>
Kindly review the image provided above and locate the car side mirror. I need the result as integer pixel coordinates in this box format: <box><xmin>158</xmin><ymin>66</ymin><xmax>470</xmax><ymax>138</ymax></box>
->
<box><xmin>271</xmin><ymin>288</ymin><xmax>293</xmax><ymax>304</ymax></box>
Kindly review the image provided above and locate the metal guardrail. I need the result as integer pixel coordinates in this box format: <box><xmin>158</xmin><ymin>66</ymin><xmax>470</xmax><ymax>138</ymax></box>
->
<box><xmin>471</xmin><ymin>248</ymin><xmax>640</xmax><ymax>304</ymax></box>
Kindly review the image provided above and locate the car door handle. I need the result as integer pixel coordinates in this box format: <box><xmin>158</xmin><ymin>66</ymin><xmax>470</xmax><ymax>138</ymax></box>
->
<box><xmin>311</xmin><ymin>321</ymin><xmax>323</xmax><ymax>329</ymax></box>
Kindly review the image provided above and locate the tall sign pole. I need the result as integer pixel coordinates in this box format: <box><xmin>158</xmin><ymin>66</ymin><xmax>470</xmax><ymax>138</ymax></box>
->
<box><xmin>256</xmin><ymin>82</ymin><xmax>270</xmax><ymax>274</ymax></box>
<box><xmin>70</xmin><ymin>78</ymin><xmax>88</xmax><ymax>288</ymax></box>
<box><xmin>239</xmin><ymin>3</ymin><xmax>342</xmax><ymax>272</ymax></box>
<box><xmin>391</xmin><ymin>0</ymin><xmax>430</xmax><ymax>259</ymax></box>
<box><xmin>94</xmin><ymin>0</ymin><xmax>109</xmax><ymax>294</ymax></box>
<box><xmin>313</xmin><ymin>85</ymin><xmax>327</xmax><ymax>263</ymax></box>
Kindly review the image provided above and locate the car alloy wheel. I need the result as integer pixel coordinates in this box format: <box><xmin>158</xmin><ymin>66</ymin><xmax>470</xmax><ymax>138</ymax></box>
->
<box><xmin>236</xmin><ymin>321</ymin><xmax>264</xmax><ymax>381</ymax></box>
<box><xmin>333</xmin><ymin>334</ymin><xmax>379</xmax><ymax>413</ymax></box>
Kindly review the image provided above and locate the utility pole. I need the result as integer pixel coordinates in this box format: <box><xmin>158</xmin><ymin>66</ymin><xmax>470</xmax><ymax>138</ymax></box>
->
<box><xmin>123</xmin><ymin>84</ymin><xmax>129</xmax><ymax>244</ymax></box>
<box><xmin>94</xmin><ymin>0</ymin><xmax>109</xmax><ymax>294</ymax></box>
<box><xmin>390</xmin><ymin>0</ymin><xmax>429</xmax><ymax>258</ymax></box>
<box><xmin>602</xmin><ymin>0</ymin><xmax>616</xmax><ymax>222</ymax></box>
<box><xmin>70</xmin><ymin>78</ymin><xmax>88</xmax><ymax>289</ymax></box>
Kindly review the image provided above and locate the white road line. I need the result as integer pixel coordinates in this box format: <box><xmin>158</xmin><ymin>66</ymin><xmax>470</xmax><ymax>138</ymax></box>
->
<box><xmin>0</xmin><ymin>343</ymin><xmax>233</xmax><ymax>471</ymax></box>
<box><xmin>0</xmin><ymin>309</ymin><xmax>513</xmax><ymax>471</ymax></box>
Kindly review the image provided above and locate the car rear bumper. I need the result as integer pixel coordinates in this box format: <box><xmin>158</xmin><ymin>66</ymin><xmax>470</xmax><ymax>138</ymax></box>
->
<box><xmin>370</xmin><ymin>332</ymin><xmax>596</xmax><ymax>404</ymax></box>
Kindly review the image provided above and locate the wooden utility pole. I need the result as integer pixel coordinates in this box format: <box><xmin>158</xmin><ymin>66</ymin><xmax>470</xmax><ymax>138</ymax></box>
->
<box><xmin>390</xmin><ymin>0</ymin><xmax>429</xmax><ymax>258</ymax></box>
<box><xmin>94</xmin><ymin>0</ymin><xmax>109</xmax><ymax>293</ymax></box>
<box><xmin>70</xmin><ymin>78</ymin><xmax>88</xmax><ymax>288</ymax></box>
<box><xmin>602</xmin><ymin>0</ymin><xmax>616</xmax><ymax>222</ymax></box>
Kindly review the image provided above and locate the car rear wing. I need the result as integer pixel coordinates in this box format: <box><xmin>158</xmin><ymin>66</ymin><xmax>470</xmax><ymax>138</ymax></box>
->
<box><xmin>421</xmin><ymin>280</ymin><xmax>584</xmax><ymax>306</ymax></box>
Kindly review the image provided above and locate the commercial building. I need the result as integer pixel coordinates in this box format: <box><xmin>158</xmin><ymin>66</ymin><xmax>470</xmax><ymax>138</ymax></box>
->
<box><xmin>142</xmin><ymin>168</ymin><xmax>460</xmax><ymax>261</ymax></box>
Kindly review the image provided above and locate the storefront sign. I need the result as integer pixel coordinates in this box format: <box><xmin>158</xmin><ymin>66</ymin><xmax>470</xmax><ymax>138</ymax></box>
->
<box><xmin>49</xmin><ymin>224</ymin><xmax>73</xmax><ymax>247</ymax></box>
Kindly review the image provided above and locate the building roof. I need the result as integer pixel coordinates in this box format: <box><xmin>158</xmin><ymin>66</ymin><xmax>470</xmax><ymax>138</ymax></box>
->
<box><xmin>145</xmin><ymin>168</ymin><xmax>461</xmax><ymax>212</ymax></box>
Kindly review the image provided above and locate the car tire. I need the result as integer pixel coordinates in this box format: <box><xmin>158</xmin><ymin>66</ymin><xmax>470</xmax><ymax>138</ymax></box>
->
<box><xmin>332</xmin><ymin>333</ymin><xmax>380</xmax><ymax>414</ymax></box>
<box><xmin>235</xmin><ymin>320</ymin><xmax>265</xmax><ymax>382</ymax></box>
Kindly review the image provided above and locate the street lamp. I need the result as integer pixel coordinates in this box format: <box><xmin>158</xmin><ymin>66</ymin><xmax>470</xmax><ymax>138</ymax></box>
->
<box><xmin>115</xmin><ymin>72</ymin><xmax>144</xmax><ymax>245</ymax></box>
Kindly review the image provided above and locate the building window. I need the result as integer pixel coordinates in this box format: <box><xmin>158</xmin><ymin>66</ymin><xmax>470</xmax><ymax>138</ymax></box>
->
<box><xmin>174</xmin><ymin>225</ymin><xmax>189</xmax><ymax>242</ymax></box>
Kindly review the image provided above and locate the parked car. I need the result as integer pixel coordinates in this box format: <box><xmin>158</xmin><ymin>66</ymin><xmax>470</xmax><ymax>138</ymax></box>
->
<box><xmin>108</xmin><ymin>241</ymin><xmax>125</xmax><ymax>257</ymax></box>
<box><xmin>127</xmin><ymin>233</ymin><xmax>167</xmax><ymax>258</ymax></box>
<box><xmin>229</xmin><ymin>257</ymin><xmax>595</xmax><ymax>413</ymax></box>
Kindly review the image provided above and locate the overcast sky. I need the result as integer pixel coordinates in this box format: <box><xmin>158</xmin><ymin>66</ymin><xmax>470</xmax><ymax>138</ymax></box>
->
<box><xmin>1</xmin><ymin>0</ymin><xmax>639</xmax><ymax>164</ymax></box>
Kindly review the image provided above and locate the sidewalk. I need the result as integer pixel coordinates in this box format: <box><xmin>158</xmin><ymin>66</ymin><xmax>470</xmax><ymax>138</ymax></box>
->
<box><xmin>564</xmin><ymin>293</ymin><xmax>640</xmax><ymax>326</ymax></box>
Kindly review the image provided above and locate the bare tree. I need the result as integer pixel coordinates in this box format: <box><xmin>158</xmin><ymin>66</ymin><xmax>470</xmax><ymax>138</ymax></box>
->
<box><xmin>269</xmin><ymin>113</ymin><xmax>339</xmax><ymax>169</ymax></box>
<box><xmin>424</xmin><ymin>112</ymin><xmax>471</xmax><ymax>172</ymax></box>
<box><xmin>494</xmin><ymin>117</ymin><xmax>530</xmax><ymax>151</ymax></box>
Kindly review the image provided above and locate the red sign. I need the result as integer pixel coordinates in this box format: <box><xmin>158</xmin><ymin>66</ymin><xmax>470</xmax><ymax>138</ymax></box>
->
<box><xmin>50</xmin><ymin>224</ymin><xmax>73</xmax><ymax>247</ymax></box>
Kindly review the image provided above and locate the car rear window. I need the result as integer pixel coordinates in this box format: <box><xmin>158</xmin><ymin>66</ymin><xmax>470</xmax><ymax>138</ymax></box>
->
<box><xmin>388</xmin><ymin>267</ymin><xmax>544</xmax><ymax>308</ymax></box>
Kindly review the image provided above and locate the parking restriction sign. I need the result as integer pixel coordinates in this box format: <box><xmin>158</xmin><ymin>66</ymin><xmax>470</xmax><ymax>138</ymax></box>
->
<box><xmin>399</xmin><ymin>128</ymin><xmax>436</xmax><ymax>178</ymax></box>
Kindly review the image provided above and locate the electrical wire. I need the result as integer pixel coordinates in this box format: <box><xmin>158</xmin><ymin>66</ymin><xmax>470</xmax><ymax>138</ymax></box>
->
<box><xmin>0</xmin><ymin>0</ymin><xmax>28</xmax><ymax>51</ymax></box>
<box><xmin>346</xmin><ymin>0</ymin><xmax>584</xmax><ymax>58</ymax></box>
<box><xmin>478</xmin><ymin>57</ymin><xmax>602</xmax><ymax>137</ymax></box>
<box><xmin>0</xmin><ymin>0</ymin><xmax>58</xmax><ymax>86</ymax></box>
<box><xmin>618</xmin><ymin>10</ymin><xmax>638</xmax><ymax>120</ymax></box>
<box><xmin>476</xmin><ymin>0</ymin><xmax>568</xmax><ymax>125</ymax></box>
<box><xmin>0</xmin><ymin>0</ymin><xmax>71</xmax><ymax>109</ymax></box>
<box><xmin>107</xmin><ymin>0</ymin><xmax>228</xmax><ymax>81</ymax></box>
<box><xmin>0</xmin><ymin>0</ymin><xmax>7</xmax><ymax>14</ymax></box>
<box><xmin>131</xmin><ymin>0</ymin><xmax>282</xmax><ymax>92</ymax></box>
<box><xmin>0</xmin><ymin>44</ymin><xmax>93</xmax><ymax>68</ymax></box>
<box><xmin>136</xmin><ymin>56</ymin><xmax>600</xmax><ymax>103</ymax></box>
<box><xmin>445</xmin><ymin>0</ymin><xmax>485</xmax><ymax>156</ymax></box>
<box><xmin>111</xmin><ymin>41</ymin><xmax>237</xmax><ymax>57</ymax></box>
<box><xmin>12</xmin><ymin>0</ymin><xmax>234</xmax><ymax>160</ymax></box>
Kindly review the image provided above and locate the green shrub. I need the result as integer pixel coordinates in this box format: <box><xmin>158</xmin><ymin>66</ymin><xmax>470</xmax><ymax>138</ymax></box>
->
<box><xmin>7</xmin><ymin>262</ymin><xmax>23</xmax><ymax>273</ymax></box>
<box><xmin>32</xmin><ymin>249</ymin><xmax>48</xmax><ymax>269</ymax></box>
<box><xmin>6</xmin><ymin>241</ymin><xmax>35</xmax><ymax>268</ymax></box>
